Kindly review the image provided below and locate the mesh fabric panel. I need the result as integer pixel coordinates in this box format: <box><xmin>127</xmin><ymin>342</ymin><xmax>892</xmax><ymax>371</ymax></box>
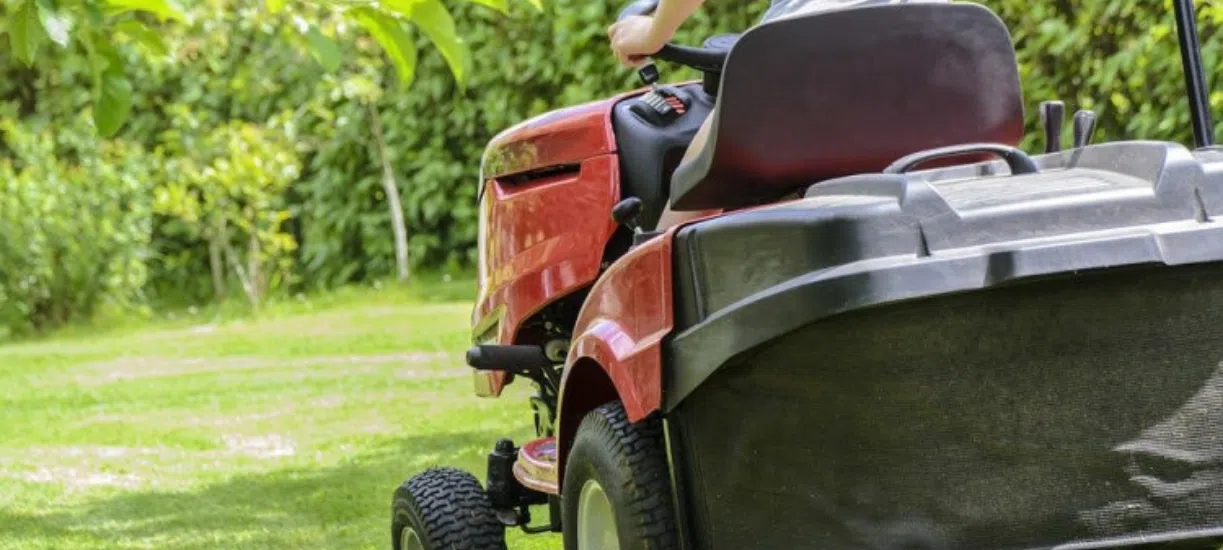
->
<box><xmin>670</xmin><ymin>263</ymin><xmax>1223</xmax><ymax>550</ymax></box>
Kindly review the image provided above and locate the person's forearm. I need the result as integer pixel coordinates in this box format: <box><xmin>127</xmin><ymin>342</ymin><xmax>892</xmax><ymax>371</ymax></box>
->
<box><xmin>650</xmin><ymin>0</ymin><xmax>705</xmax><ymax>41</ymax></box>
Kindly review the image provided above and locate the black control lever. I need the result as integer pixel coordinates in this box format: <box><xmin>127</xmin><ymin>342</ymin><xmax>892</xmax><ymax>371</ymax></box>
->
<box><xmin>1040</xmin><ymin>100</ymin><xmax>1065</xmax><ymax>153</ymax></box>
<box><xmin>638</xmin><ymin>63</ymin><xmax>660</xmax><ymax>87</ymax></box>
<box><xmin>612</xmin><ymin>197</ymin><xmax>661</xmax><ymax>247</ymax></box>
<box><xmin>612</xmin><ymin>197</ymin><xmax>644</xmax><ymax>234</ymax></box>
<box><xmin>1073</xmin><ymin>109</ymin><xmax>1098</xmax><ymax>148</ymax></box>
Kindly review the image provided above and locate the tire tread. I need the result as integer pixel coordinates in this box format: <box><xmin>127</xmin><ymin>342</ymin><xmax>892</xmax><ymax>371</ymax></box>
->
<box><xmin>564</xmin><ymin>401</ymin><xmax>678</xmax><ymax>550</ymax></box>
<box><xmin>392</xmin><ymin>467</ymin><xmax>508</xmax><ymax>550</ymax></box>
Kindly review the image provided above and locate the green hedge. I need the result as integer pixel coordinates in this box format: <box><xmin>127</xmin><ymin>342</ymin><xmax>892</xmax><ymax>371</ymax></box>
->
<box><xmin>288</xmin><ymin>0</ymin><xmax>766</xmax><ymax>288</ymax></box>
<box><xmin>333</xmin><ymin>0</ymin><xmax>1223</xmax><ymax>284</ymax></box>
<box><xmin>3</xmin><ymin>0</ymin><xmax>1223</xmax><ymax>332</ymax></box>
<box><xmin>0</xmin><ymin>116</ymin><xmax>153</xmax><ymax>336</ymax></box>
<box><xmin>995</xmin><ymin>0</ymin><xmax>1223</xmax><ymax>145</ymax></box>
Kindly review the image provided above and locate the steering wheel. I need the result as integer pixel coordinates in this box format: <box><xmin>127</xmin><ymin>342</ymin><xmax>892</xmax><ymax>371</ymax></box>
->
<box><xmin>615</xmin><ymin>0</ymin><xmax>732</xmax><ymax>74</ymax></box>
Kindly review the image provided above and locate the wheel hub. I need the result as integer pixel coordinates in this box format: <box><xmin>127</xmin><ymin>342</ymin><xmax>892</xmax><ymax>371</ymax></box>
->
<box><xmin>400</xmin><ymin>526</ymin><xmax>425</xmax><ymax>550</ymax></box>
<box><xmin>577</xmin><ymin>478</ymin><xmax>619</xmax><ymax>550</ymax></box>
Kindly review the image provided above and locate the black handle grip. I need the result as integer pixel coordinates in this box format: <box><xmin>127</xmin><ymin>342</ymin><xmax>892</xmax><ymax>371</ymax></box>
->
<box><xmin>1073</xmin><ymin>110</ymin><xmax>1098</xmax><ymax>148</ymax></box>
<box><xmin>1040</xmin><ymin>100</ymin><xmax>1065</xmax><ymax>153</ymax></box>
<box><xmin>884</xmin><ymin>143</ymin><xmax>1040</xmax><ymax>176</ymax></box>
<box><xmin>612</xmin><ymin>197</ymin><xmax>644</xmax><ymax>230</ymax></box>
<box><xmin>652</xmin><ymin>44</ymin><xmax>727</xmax><ymax>73</ymax></box>
<box><xmin>466</xmin><ymin>345</ymin><xmax>554</xmax><ymax>373</ymax></box>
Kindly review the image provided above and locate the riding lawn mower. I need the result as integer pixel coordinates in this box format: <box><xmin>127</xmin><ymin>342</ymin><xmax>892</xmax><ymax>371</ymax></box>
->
<box><xmin>391</xmin><ymin>0</ymin><xmax>1223</xmax><ymax>548</ymax></box>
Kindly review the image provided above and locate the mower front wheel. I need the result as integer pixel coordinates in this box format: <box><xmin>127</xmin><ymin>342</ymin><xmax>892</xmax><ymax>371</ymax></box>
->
<box><xmin>562</xmin><ymin>401</ymin><xmax>679</xmax><ymax>550</ymax></box>
<box><xmin>392</xmin><ymin>467</ymin><xmax>508</xmax><ymax>550</ymax></box>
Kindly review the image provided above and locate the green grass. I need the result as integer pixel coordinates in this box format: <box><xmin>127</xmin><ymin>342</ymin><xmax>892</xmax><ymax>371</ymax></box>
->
<box><xmin>0</xmin><ymin>275</ymin><xmax>560</xmax><ymax>549</ymax></box>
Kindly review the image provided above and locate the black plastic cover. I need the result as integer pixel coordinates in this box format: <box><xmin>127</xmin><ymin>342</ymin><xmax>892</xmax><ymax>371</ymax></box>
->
<box><xmin>663</xmin><ymin>140</ymin><xmax>1223</xmax><ymax>549</ymax></box>
<box><xmin>612</xmin><ymin>83</ymin><xmax>715</xmax><ymax>230</ymax></box>
<box><xmin>667</xmin><ymin>261</ymin><xmax>1223</xmax><ymax>550</ymax></box>
<box><xmin>669</xmin><ymin>141</ymin><xmax>1223</xmax><ymax>382</ymax></box>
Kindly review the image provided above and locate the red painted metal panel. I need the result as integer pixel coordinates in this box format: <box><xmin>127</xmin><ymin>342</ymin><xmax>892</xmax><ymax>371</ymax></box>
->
<box><xmin>550</xmin><ymin>233</ymin><xmax>677</xmax><ymax>482</ymax></box>
<box><xmin>471</xmin><ymin>154</ymin><xmax>621</xmax><ymax>396</ymax></box>
<box><xmin>468</xmin><ymin>84</ymin><xmax>697</xmax><ymax>398</ymax></box>
<box><xmin>563</xmin><ymin>233</ymin><xmax>675</xmax><ymax>423</ymax></box>
<box><xmin>481</xmin><ymin>97</ymin><xmax>621</xmax><ymax>181</ymax></box>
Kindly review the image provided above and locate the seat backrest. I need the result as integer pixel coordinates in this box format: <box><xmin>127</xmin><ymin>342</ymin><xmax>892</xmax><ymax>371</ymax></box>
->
<box><xmin>669</xmin><ymin>2</ymin><xmax>1025</xmax><ymax>211</ymax></box>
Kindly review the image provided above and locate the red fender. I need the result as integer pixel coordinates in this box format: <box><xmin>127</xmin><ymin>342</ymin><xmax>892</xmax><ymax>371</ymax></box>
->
<box><xmin>554</xmin><ymin>231</ymin><xmax>676</xmax><ymax>481</ymax></box>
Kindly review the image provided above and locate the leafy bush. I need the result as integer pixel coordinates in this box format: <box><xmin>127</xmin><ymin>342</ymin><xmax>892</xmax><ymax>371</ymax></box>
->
<box><xmin>993</xmin><ymin>0</ymin><xmax>1223</xmax><ymax>147</ymax></box>
<box><xmin>0</xmin><ymin>117</ymin><xmax>153</xmax><ymax>336</ymax></box>
<box><xmin>290</xmin><ymin>0</ymin><xmax>767</xmax><ymax>287</ymax></box>
<box><xmin>4</xmin><ymin>0</ymin><xmax>1223</xmax><ymax>335</ymax></box>
<box><xmin>1</xmin><ymin>0</ymin><xmax>513</xmax><ymax>137</ymax></box>
<box><xmin>154</xmin><ymin>112</ymin><xmax>302</xmax><ymax>308</ymax></box>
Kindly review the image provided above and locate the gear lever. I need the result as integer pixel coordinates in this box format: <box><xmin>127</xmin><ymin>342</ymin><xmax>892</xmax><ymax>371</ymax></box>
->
<box><xmin>638</xmin><ymin>62</ymin><xmax>660</xmax><ymax>88</ymax></box>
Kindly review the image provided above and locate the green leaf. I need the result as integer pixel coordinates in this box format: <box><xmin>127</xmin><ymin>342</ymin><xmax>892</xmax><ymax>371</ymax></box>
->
<box><xmin>95</xmin><ymin>72</ymin><xmax>133</xmax><ymax>138</ymax></box>
<box><xmin>90</xmin><ymin>39</ymin><xmax>132</xmax><ymax>137</ymax></box>
<box><xmin>36</xmin><ymin>0</ymin><xmax>72</xmax><ymax>48</ymax></box>
<box><xmin>84</xmin><ymin>2</ymin><xmax>105</xmax><ymax>25</ymax></box>
<box><xmin>352</xmin><ymin>7</ymin><xmax>417</xmax><ymax>85</ymax></box>
<box><xmin>462</xmin><ymin>0</ymin><xmax>507</xmax><ymax>14</ymax></box>
<box><xmin>115</xmin><ymin>20</ymin><xmax>168</xmax><ymax>56</ymax></box>
<box><xmin>521</xmin><ymin>0</ymin><xmax>541</xmax><ymax>10</ymax></box>
<box><xmin>10</xmin><ymin>0</ymin><xmax>45</xmax><ymax>66</ymax></box>
<box><xmin>266</xmin><ymin>0</ymin><xmax>287</xmax><ymax>12</ymax></box>
<box><xmin>394</xmin><ymin>0</ymin><xmax>471</xmax><ymax>87</ymax></box>
<box><xmin>103</xmin><ymin>0</ymin><xmax>186</xmax><ymax>21</ymax></box>
<box><xmin>304</xmin><ymin>25</ymin><xmax>343</xmax><ymax>72</ymax></box>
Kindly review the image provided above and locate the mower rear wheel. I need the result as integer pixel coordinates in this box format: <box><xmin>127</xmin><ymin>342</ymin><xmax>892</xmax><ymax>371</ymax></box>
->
<box><xmin>392</xmin><ymin>467</ymin><xmax>508</xmax><ymax>550</ymax></box>
<box><xmin>562</xmin><ymin>401</ymin><xmax>679</xmax><ymax>550</ymax></box>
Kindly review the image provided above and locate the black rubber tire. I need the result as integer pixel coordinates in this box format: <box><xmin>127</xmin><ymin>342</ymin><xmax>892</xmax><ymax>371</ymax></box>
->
<box><xmin>391</xmin><ymin>467</ymin><xmax>508</xmax><ymax>550</ymax></box>
<box><xmin>561</xmin><ymin>401</ymin><xmax>679</xmax><ymax>550</ymax></box>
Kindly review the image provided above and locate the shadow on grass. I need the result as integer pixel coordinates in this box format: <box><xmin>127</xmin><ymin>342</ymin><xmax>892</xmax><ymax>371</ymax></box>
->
<box><xmin>1</xmin><ymin>429</ymin><xmax>511</xmax><ymax>550</ymax></box>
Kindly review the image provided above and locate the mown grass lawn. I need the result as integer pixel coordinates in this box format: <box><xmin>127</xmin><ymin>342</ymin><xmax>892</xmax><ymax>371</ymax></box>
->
<box><xmin>0</xmin><ymin>277</ymin><xmax>560</xmax><ymax>550</ymax></box>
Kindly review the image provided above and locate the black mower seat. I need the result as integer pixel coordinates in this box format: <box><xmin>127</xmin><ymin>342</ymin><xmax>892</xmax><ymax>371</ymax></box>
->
<box><xmin>669</xmin><ymin>1</ymin><xmax>1026</xmax><ymax>211</ymax></box>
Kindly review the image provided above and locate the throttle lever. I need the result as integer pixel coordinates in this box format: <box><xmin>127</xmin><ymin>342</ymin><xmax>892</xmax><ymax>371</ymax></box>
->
<box><xmin>637</xmin><ymin>63</ymin><xmax>660</xmax><ymax>88</ymax></box>
<box><xmin>1040</xmin><ymin>100</ymin><xmax>1065</xmax><ymax>153</ymax></box>
<box><xmin>1073</xmin><ymin>110</ymin><xmax>1098</xmax><ymax>148</ymax></box>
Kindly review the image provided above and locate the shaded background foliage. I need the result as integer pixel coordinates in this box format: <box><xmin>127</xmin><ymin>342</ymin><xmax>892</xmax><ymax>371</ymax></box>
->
<box><xmin>1</xmin><ymin>0</ymin><xmax>1222</xmax><ymax>336</ymax></box>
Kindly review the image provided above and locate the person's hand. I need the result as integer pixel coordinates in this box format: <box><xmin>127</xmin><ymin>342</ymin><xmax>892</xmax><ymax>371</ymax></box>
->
<box><xmin>608</xmin><ymin>15</ymin><xmax>670</xmax><ymax>68</ymax></box>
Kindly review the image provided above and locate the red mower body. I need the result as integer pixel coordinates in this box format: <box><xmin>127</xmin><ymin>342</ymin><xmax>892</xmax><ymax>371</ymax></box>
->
<box><xmin>466</xmin><ymin>78</ymin><xmax>719</xmax><ymax>503</ymax></box>
<box><xmin>470</xmin><ymin>94</ymin><xmax>633</xmax><ymax>398</ymax></box>
<box><xmin>424</xmin><ymin>4</ymin><xmax>1223</xmax><ymax>550</ymax></box>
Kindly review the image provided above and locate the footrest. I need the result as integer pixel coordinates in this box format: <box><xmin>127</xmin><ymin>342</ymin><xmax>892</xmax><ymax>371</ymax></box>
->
<box><xmin>512</xmin><ymin>437</ymin><xmax>558</xmax><ymax>495</ymax></box>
